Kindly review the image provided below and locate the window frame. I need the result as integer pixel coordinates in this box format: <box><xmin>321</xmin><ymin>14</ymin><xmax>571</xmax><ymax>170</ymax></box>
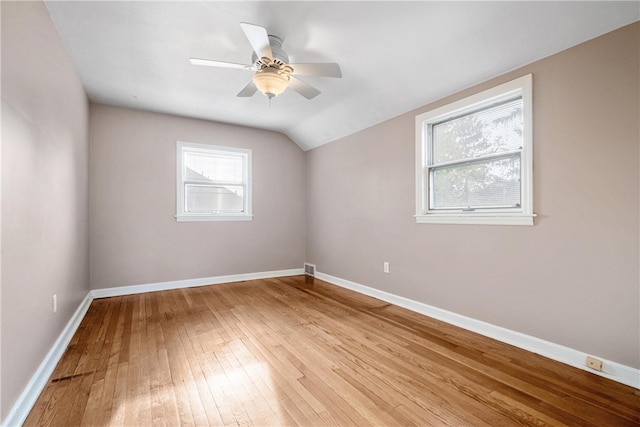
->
<box><xmin>415</xmin><ymin>74</ymin><xmax>534</xmax><ymax>225</ymax></box>
<box><xmin>176</xmin><ymin>141</ymin><xmax>252</xmax><ymax>222</ymax></box>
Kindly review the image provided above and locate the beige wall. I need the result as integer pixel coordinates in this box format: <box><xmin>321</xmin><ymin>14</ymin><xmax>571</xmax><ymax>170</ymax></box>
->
<box><xmin>89</xmin><ymin>104</ymin><xmax>306</xmax><ymax>289</ymax></box>
<box><xmin>1</xmin><ymin>1</ymin><xmax>90</xmax><ymax>418</ymax></box>
<box><xmin>306</xmin><ymin>23</ymin><xmax>639</xmax><ymax>368</ymax></box>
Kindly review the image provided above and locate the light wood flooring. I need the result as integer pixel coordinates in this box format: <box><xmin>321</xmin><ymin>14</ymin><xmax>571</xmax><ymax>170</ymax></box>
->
<box><xmin>26</xmin><ymin>275</ymin><xmax>640</xmax><ymax>426</ymax></box>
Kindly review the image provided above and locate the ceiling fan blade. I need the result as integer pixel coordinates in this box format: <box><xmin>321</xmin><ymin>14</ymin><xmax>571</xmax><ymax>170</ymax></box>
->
<box><xmin>240</xmin><ymin>22</ymin><xmax>273</xmax><ymax>60</ymax></box>
<box><xmin>289</xmin><ymin>76</ymin><xmax>321</xmax><ymax>100</ymax></box>
<box><xmin>289</xmin><ymin>63</ymin><xmax>342</xmax><ymax>78</ymax></box>
<box><xmin>190</xmin><ymin>58</ymin><xmax>253</xmax><ymax>70</ymax></box>
<box><xmin>237</xmin><ymin>81</ymin><xmax>258</xmax><ymax>97</ymax></box>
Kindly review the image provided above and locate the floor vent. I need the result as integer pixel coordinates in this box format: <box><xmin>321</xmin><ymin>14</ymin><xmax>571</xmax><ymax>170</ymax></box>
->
<box><xmin>304</xmin><ymin>263</ymin><xmax>316</xmax><ymax>276</ymax></box>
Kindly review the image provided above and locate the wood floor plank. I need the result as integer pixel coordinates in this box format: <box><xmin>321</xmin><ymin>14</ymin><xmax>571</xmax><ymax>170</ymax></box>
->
<box><xmin>23</xmin><ymin>376</ymin><xmax>70</xmax><ymax>426</ymax></box>
<box><xmin>26</xmin><ymin>275</ymin><xmax>640</xmax><ymax>426</ymax></box>
<box><xmin>175</xmin><ymin>315</ymin><xmax>225</xmax><ymax>425</ymax></box>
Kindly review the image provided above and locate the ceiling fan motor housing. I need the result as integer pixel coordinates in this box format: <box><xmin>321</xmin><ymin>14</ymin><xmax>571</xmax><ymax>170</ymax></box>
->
<box><xmin>251</xmin><ymin>35</ymin><xmax>289</xmax><ymax>65</ymax></box>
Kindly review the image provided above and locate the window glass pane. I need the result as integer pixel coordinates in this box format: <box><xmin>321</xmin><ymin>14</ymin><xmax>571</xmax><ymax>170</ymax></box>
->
<box><xmin>432</xmin><ymin>98</ymin><xmax>523</xmax><ymax>164</ymax></box>
<box><xmin>184</xmin><ymin>151</ymin><xmax>243</xmax><ymax>184</ymax></box>
<box><xmin>185</xmin><ymin>184</ymin><xmax>244</xmax><ymax>213</ymax></box>
<box><xmin>431</xmin><ymin>156</ymin><xmax>520</xmax><ymax>209</ymax></box>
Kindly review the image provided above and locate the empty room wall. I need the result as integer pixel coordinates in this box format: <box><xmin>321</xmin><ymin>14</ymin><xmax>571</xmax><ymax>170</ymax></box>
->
<box><xmin>1</xmin><ymin>1</ymin><xmax>90</xmax><ymax>418</ymax></box>
<box><xmin>89</xmin><ymin>104</ymin><xmax>306</xmax><ymax>290</ymax></box>
<box><xmin>306</xmin><ymin>23</ymin><xmax>639</xmax><ymax>369</ymax></box>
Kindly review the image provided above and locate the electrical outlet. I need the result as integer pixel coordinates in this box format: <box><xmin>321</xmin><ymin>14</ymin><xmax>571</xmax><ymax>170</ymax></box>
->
<box><xmin>586</xmin><ymin>356</ymin><xmax>602</xmax><ymax>371</ymax></box>
<box><xmin>52</xmin><ymin>294</ymin><xmax>57</xmax><ymax>314</ymax></box>
<box><xmin>383</xmin><ymin>262</ymin><xmax>389</xmax><ymax>273</ymax></box>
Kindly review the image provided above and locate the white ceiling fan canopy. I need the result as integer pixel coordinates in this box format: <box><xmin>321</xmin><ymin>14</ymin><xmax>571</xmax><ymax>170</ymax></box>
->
<box><xmin>251</xmin><ymin>35</ymin><xmax>289</xmax><ymax>65</ymax></box>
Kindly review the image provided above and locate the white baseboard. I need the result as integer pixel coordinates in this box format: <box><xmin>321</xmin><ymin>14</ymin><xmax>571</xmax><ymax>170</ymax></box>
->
<box><xmin>1</xmin><ymin>292</ymin><xmax>93</xmax><ymax>427</ymax></box>
<box><xmin>1</xmin><ymin>268</ymin><xmax>304</xmax><ymax>427</ymax></box>
<box><xmin>315</xmin><ymin>271</ymin><xmax>640</xmax><ymax>390</ymax></box>
<box><xmin>91</xmin><ymin>268</ymin><xmax>304</xmax><ymax>299</ymax></box>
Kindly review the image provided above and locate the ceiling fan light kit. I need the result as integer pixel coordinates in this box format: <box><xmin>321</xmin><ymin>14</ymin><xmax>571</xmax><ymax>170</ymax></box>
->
<box><xmin>190</xmin><ymin>22</ymin><xmax>342</xmax><ymax>101</ymax></box>
<box><xmin>252</xmin><ymin>69</ymin><xmax>290</xmax><ymax>99</ymax></box>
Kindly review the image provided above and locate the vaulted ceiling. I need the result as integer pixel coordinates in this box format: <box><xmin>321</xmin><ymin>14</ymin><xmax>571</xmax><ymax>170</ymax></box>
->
<box><xmin>44</xmin><ymin>1</ymin><xmax>639</xmax><ymax>151</ymax></box>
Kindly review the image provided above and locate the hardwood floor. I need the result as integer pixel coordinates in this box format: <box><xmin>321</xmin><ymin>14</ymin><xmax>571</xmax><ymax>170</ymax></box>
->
<box><xmin>25</xmin><ymin>275</ymin><xmax>640</xmax><ymax>426</ymax></box>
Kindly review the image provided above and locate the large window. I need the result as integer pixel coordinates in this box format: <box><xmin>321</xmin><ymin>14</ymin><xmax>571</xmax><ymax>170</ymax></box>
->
<box><xmin>176</xmin><ymin>141</ymin><xmax>252</xmax><ymax>222</ymax></box>
<box><xmin>415</xmin><ymin>74</ymin><xmax>534</xmax><ymax>225</ymax></box>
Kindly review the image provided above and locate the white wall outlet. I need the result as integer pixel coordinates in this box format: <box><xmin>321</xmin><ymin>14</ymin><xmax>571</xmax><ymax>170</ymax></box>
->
<box><xmin>52</xmin><ymin>294</ymin><xmax>57</xmax><ymax>314</ymax></box>
<box><xmin>383</xmin><ymin>262</ymin><xmax>390</xmax><ymax>273</ymax></box>
<box><xmin>586</xmin><ymin>356</ymin><xmax>603</xmax><ymax>371</ymax></box>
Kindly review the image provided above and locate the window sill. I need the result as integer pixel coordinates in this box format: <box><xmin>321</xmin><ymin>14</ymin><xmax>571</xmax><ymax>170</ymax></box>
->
<box><xmin>415</xmin><ymin>213</ymin><xmax>535</xmax><ymax>226</ymax></box>
<box><xmin>176</xmin><ymin>214</ymin><xmax>253</xmax><ymax>222</ymax></box>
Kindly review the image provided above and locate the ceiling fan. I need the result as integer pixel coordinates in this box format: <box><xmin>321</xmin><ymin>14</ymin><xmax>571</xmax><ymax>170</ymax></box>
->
<box><xmin>190</xmin><ymin>23</ymin><xmax>342</xmax><ymax>100</ymax></box>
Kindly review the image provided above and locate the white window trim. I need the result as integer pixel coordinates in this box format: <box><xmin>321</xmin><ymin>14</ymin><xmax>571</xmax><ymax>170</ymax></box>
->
<box><xmin>176</xmin><ymin>141</ymin><xmax>253</xmax><ymax>222</ymax></box>
<box><xmin>415</xmin><ymin>74</ymin><xmax>535</xmax><ymax>226</ymax></box>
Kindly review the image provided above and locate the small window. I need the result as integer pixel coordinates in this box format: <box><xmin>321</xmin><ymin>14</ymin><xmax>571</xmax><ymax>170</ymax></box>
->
<box><xmin>176</xmin><ymin>141</ymin><xmax>252</xmax><ymax>222</ymax></box>
<box><xmin>415</xmin><ymin>74</ymin><xmax>534</xmax><ymax>225</ymax></box>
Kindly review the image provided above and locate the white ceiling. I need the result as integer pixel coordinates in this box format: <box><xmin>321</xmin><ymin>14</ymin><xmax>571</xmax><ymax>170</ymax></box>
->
<box><xmin>44</xmin><ymin>1</ymin><xmax>639</xmax><ymax>151</ymax></box>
